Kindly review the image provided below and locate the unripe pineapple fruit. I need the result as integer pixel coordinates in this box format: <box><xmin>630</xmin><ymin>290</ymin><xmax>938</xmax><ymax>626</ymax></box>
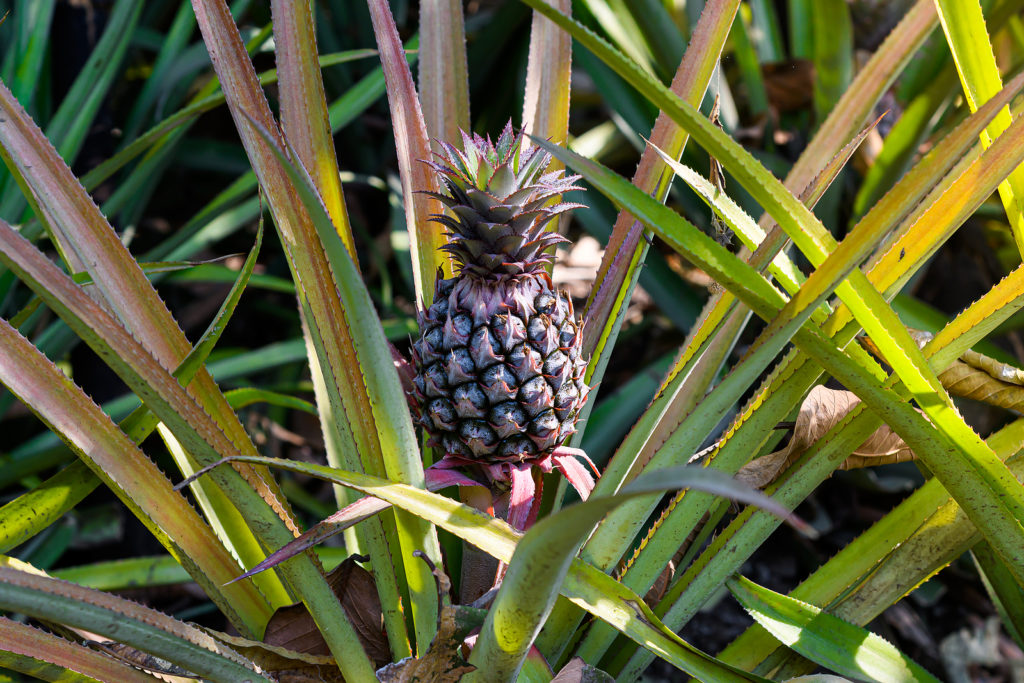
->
<box><xmin>411</xmin><ymin>123</ymin><xmax>590</xmax><ymax>464</ymax></box>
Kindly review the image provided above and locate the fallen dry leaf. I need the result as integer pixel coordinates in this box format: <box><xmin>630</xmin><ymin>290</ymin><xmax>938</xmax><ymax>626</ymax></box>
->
<box><xmin>203</xmin><ymin>628</ymin><xmax>342</xmax><ymax>683</ymax></box>
<box><xmin>864</xmin><ymin>328</ymin><xmax>1024</xmax><ymax>410</ymax></box>
<box><xmin>263</xmin><ymin>556</ymin><xmax>390</xmax><ymax>668</ymax></box>
<box><xmin>762</xmin><ymin>59</ymin><xmax>814</xmax><ymax>114</ymax></box>
<box><xmin>737</xmin><ymin>386</ymin><xmax>916</xmax><ymax>488</ymax></box>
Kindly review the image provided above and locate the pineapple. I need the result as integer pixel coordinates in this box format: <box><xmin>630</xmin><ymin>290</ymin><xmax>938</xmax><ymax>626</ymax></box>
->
<box><xmin>411</xmin><ymin>122</ymin><xmax>590</xmax><ymax>466</ymax></box>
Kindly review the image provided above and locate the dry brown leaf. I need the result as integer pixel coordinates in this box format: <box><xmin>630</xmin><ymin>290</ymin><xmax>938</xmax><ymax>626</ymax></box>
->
<box><xmin>203</xmin><ymin>628</ymin><xmax>342</xmax><ymax>682</ymax></box>
<box><xmin>643</xmin><ymin>559</ymin><xmax>674</xmax><ymax>608</ymax></box>
<box><xmin>377</xmin><ymin>552</ymin><xmax>476</xmax><ymax>682</ymax></box>
<box><xmin>90</xmin><ymin>643</ymin><xmax>198</xmax><ymax>681</ymax></box>
<box><xmin>866</xmin><ymin>329</ymin><xmax>1024</xmax><ymax>407</ymax></box>
<box><xmin>938</xmin><ymin>359</ymin><xmax>1024</xmax><ymax>413</ymax></box>
<box><xmin>262</xmin><ymin>556</ymin><xmax>390</xmax><ymax>668</ymax></box>
<box><xmin>960</xmin><ymin>348</ymin><xmax>1024</xmax><ymax>385</ymax></box>
<box><xmin>551</xmin><ymin>656</ymin><xmax>614</xmax><ymax>682</ymax></box>
<box><xmin>762</xmin><ymin>59</ymin><xmax>815</xmax><ymax>113</ymax></box>
<box><xmin>737</xmin><ymin>386</ymin><xmax>916</xmax><ymax>488</ymax></box>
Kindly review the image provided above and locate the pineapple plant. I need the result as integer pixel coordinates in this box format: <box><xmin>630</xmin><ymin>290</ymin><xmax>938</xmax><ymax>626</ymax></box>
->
<box><xmin>411</xmin><ymin>122</ymin><xmax>598</xmax><ymax>529</ymax></box>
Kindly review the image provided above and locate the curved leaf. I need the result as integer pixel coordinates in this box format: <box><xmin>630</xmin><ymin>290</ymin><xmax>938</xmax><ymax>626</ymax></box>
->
<box><xmin>179</xmin><ymin>455</ymin><xmax>800</xmax><ymax>681</ymax></box>
<box><xmin>0</xmin><ymin>616</ymin><xmax>158</xmax><ymax>683</ymax></box>
<box><xmin>0</xmin><ymin>565</ymin><xmax>273</xmax><ymax>682</ymax></box>
<box><xmin>727</xmin><ymin>576</ymin><xmax>940</xmax><ymax>683</ymax></box>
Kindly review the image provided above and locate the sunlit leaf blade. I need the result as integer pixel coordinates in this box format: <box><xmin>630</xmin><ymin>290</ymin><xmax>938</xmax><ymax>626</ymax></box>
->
<box><xmin>719</xmin><ymin>264</ymin><xmax>1024</xmax><ymax>673</ymax></box>
<box><xmin>0</xmin><ymin>314</ymin><xmax>270</xmax><ymax>637</ymax></box>
<box><xmin>589</xmin><ymin>23</ymin><xmax>963</xmax><ymax>639</ymax></box>
<box><xmin>0</xmin><ymin>616</ymin><xmax>159</xmax><ymax>683</ymax></box>
<box><xmin>0</xmin><ymin>57</ymin><xmax>297</xmax><ymax>604</ymax></box>
<box><xmin>620</xmin><ymin>127</ymin><xmax>1024</xmax><ymax>674</ymax></box>
<box><xmin>180</xmin><ymin>455</ymin><xmax>785</xmax><ymax>682</ymax></box>
<box><xmin>560</xmin><ymin>123</ymin><xmax>876</xmax><ymax>667</ymax></box>
<box><xmin>0</xmin><ymin>565</ymin><xmax>273</xmax><ymax>682</ymax></box>
<box><xmin>271</xmin><ymin>0</ymin><xmax>354</xmax><ymax>258</ymax></box>
<box><xmin>367</xmin><ymin>0</ymin><xmax>450</xmax><ymax>307</ymax></box>
<box><xmin>544</xmin><ymin>137</ymin><xmax>1024</xmax><ymax>609</ymax></box>
<box><xmin>536</xmin><ymin>33</ymin><xmax>1024</xmax><ymax>558</ymax></box>
<box><xmin>548</xmin><ymin>114</ymin><xmax>889</xmax><ymax>669</ymax></box>
<box><xmin>188</xmin><ymin>0</ymin><xmax>400</xmax><ymax>674</ymax></box>
<box><xmin>54</xmin><ymin>556</ymin><xmax>192</xmax><ymax>591</ymax></box>
<box><xmin>242</xmin><ymin>111</ymin><xmax>443</xmax><ymax>653</ymax></box>
<box><xmin>727</xmin><ymin>576</ymin><xmax>940</xmax><ymax>683</ymax></box>
<box><xmin>0</xmin><ymin>227</ymin><xmax>264</xmax><ymax>567</ymax></box>
<box><xmin>787</xmin><ymin>0</ymin><xmax>936</xmax><ymax>194</ymax></box>
<box><xmin>0</xmin><ymin>460</ymin><xmax>95</xmax><ymax>555</ymax></box>
<box><xmin>420</xmin><ymin>0</ymin><xmax>470</xmax><ymax>148</ymax></box>
<box><xmin>522</xmin><ymin>0</ymin><xmax>572</xmax><ymax>174</ymax></box>
<box><xmin>851</xmin><ymin>69</ymin><xmax>957</xmax><ymax>220</ymax></box>
<box><xmin>935</xmin><ymin>0</ymin><xmax>1024</xmax><ymax>255</ymax></box>
<box><xmin>581</xmin><ymin>0</ymin><xmax>739</xmax><ymax>362</ymax></box>
<box><xmin>467</xmin><ymin>466</ymin><xmax>808</xmax><ymax>682</ymax></box>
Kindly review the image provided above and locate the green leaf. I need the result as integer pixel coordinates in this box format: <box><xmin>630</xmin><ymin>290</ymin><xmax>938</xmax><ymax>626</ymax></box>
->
<box><xmin>522</xmin><ymin>0</ymin><xmax>571</xmax><ymax>186</ymax></box>
<box><xmin>0</xmin><ymin>461</ymin><xmax>95</xmax><ymax>555</ymax></box>
<box><xmin>0</xmin><ymin>0</ymin><xmax>141</xmax><ymax>220</ymax></box>
<box><xmin>272</xmin><ymin>0</ymin><xmax>355</xmax><ymax>257</ymax></box>
<box><xmin>420</xmin><ymin>0</ymin><xmax>471</xmax><ymax>147</ymax></box>
<box><xmin>935</xmin><ymin>0</ymin><xmax>1024</xmax><ymax>255</ymax></box>
<box><xmin>189</xmin><ymin>1</ymin><xmax>399</xmax><ymax>675</ymax></box>
<box><xmin>242</xmin><ymin>110</ymin><xmax>443</xmax><ymax>654</ymax></box>
<box><xmin>531</xmin><ymin>90</ymin><xmax>1024</xmax><ymax>588</ymax></box>
<box><xmin>972</xmin><ymin>540</ymin><xmax>1024</xmax><ymax>650</ymax></box>
<box><xmin>811</xmin><ymin>0</ymin><xmax>852</xmax><ymax>122</ymax></box>
<box><xmin>465</xmin><ymin>465</ymin><xmax>803</xmax><ymax>682</ymax></box>
<box><xmin>0</xmin><ymin>311</ymin><xmax>272</xmax><ymax>637</ymax></box>
<box><xmin>0</xmin><ymin>563</ymin><xmax>273</xmax><ymax>682</ymax></box>
<box><xmin>180</xmin><ymin>455</ymin><xmax>780</xmax><ymax>682</ymax></box>
<box><xmin>727</xmin><ymin>575</ymin><xmax>940</xmax><ymax>683</ymax></box>
<box><xmin>367</xmin><ymin>0</ymin><xmax>450</xmax><ymax>306</ymax></box>
<box><xmin>0</xmin><ymin>615</ymin><xmax>158</xmax><ymax>683</ymax></box>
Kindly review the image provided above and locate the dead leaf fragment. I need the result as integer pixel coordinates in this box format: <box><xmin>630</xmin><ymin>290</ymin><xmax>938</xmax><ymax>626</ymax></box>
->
<box><xmin>377</xmin><ymin>552</ymin><xmax>476</xmax><ymax>682</ymax></box>
<box><xmin>203</xmin><ymin>628</ymin><xmax>342</xmax><ymax>682</ymax></box>
<box><xmin>737</xmin><ymin>386</ymin><xmax>916</xmax><ymax>488</ymax></box>
<box><xmin>551</xmin><ymin>656</ymin><xmax>614</xmax><ymax>682</ymax></box>
<box><xmin>263</xmin><ymin>556</ymin><xmax>390</xmax><ymax>668</ymax></box>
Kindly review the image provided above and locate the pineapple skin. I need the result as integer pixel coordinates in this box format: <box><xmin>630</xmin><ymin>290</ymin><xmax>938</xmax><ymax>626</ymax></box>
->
<box><xmin>410</xmin><ymin>122</ymin><xmax>590</xmax><ymax>464</ymax></box>
<box><xmin>412</xmin><ymin>271</ymin><xmax>588</xmax><ymax>462</ymax></box>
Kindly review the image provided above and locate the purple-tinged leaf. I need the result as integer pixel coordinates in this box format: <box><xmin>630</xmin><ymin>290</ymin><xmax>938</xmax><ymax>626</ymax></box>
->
<box><xmin>0</xmin><ymin>616</ymin><xmax>159</xmax><ymax>682</ymax></box>
<box><xmin>367</xmin><ymin>0</ymin><xmax>451</xmax><ymax>307</ymax></box>
<box><xmin>271</xmin><ymin>0</ymin><xmax>355</xmax><ymax>259</ymax></box>
<box><xmin>419</xmin><ymin>0</ymin><xmax>470</xmax><ymax>149</ymax></box>
<box><xmin>522</xmin><ymin>0</ymin><xmax>572</xmax><ymax>170</ymax></box>
<box><xmin>226</xmin><ymin>466</ymin><xmax>485</xmax><ymax>583</ymax></box>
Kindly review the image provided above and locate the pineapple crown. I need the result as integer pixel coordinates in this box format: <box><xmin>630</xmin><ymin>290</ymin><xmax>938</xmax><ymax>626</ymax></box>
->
<box><xmin>423</xmin><ymin>121</ymin><xmax>585</xmax><ymax>278</ymax></box>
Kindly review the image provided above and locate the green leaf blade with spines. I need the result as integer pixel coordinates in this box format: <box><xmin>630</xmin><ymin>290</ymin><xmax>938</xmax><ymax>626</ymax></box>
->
<box><xmin>935</xmin><ymin>0</ymin><xmax>1024</xmax><ymax>255</ymax></box>
<box><xmin>727</xmin><ymin>575</ymin><xmax>940</xmax><ymax>683</ymax></box>
<box><xmin>0</xmin><ymin>563</ymin><xmax>272</xmax><ymax>682</ymax></box>
<box><xmin>0</xmin><ymin>615</ymin><xmax>160</xmax><ymax>683</ymax></box>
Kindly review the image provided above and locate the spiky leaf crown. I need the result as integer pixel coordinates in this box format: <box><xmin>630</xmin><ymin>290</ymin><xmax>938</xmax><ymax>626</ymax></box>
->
<box><xmin>424</xmin><ymin>121</ymin><xmax>584</xmax><ymax>278</ymax></box>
